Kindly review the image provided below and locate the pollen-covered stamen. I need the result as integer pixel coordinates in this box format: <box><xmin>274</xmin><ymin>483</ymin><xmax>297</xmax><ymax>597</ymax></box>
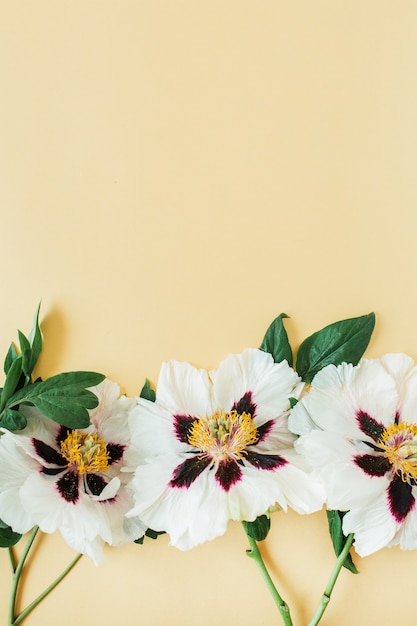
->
<box><xmin>187</xmin><ymin>410</ymin><xmax>258</xmax><ymax>462</ymax></box>
<box><xmin>60</xmin><ymin>431</ymin><xmax>110</xmax><ymax>475</ymax></box>
<box><xmin>378</xmin><ymin>422</ymin><xmax>417</xmax><ymax>482</ymax></box>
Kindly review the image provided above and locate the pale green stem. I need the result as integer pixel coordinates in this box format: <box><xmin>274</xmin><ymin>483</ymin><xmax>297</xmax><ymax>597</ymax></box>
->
<box><xmin>8</xmin><ymin>546</ymin><xmax>17</xmax><ymax>573</ymax></box>
<box><xmin>12</xmin><ymin>553</ymin><xmax>82</xmax><ymax>626</ymax></box>
<box><xmin>8</xmin><ymin>526</ymin><xmax>82</xmax><ymax>626</ymax></box>
<box><xmin>307</xmin><ymin>533</ymin><xmax>355</xmax><ymax>626</ymax></box>
<box><xmin>8</xmin><ymin>527</ymin><xmax>39</xmax><ymax>626</ymax></box>
<box><xmin>242</xmin><ymin>523</ymin><xmax>293</xmax><ymax>626</ymax></box>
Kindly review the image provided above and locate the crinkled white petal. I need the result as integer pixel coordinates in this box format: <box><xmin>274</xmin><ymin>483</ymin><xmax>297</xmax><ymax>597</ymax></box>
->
<box><xmin>211</xmin><ymin>348</ymin><xmax>301</xmax><ymax>422</ymax></box>
<box><xmin>289</xmin><ymin>360</ymin><xmax>398</xmax><ymax>442</ymax></box>
<box><xmin>392</xmin><ymin>503</ymin><xmax>417</xmax><ymax>550</ymax></box>
<box><xmin>156</xmin><ymin>360</ymin><xmax>213</xmax><ymax>417</ymax></box>
<box><xmin>0</xmin><ymin>432</ymin><xmax>38</xmax><ymax>533</ymax></box>
<box><xmin>380</xmin><ymin>353</ymin><xmax>417</xmax><ymax>424</ymax></box>
<box><xmin>294</xmin><ymin>430</ymin><xmax>388</xmax><ymax>509</ymax></box>
<box><xmin>342</xmin><ymin>497</ymin><xmax>399</xmax><ymax>556</ymax></box>
<box><xmin>88</xmin><ymin>379</ymin><xmax>135</xmax><ymax>446</ymax></box>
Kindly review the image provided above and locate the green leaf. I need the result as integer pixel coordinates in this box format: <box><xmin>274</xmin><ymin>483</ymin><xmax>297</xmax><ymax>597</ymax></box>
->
<box><xmin>4</xmin><ymin>343</ymin><xmax>18</xmax><ymax>375</ymax></box>
<box><xmin>260</xmin><ymin>313</ymin><xmax>293</xmax><ymax>366</ymax></box>
<box><xmin>134</xmin><ymin>528</ymin><xmax>165</xmax><ymax>545</ymax></box>
<box><xmin>6</xmin><ymin>371</ymin><xmax>105</xmax><ymax>429</ymax></box>
<box><xmin>0</xmin><ymin>356</ymin><xmax>23</xmax><ymax>412</ymax></box>
<box><xmin>28</xmin><ymin>302</ymin><xmax>43</xmax><ymax>369</ymax></box>
<box><xmin>289</xmin><ymin>397</ymin><xmax>298</xmax><ymax>409</ymax></box>
<box><xmin>140</xmin><ymin>379</ymin><xmax>156</xmax><ymax>402</ymax></box>
<box><xmin>242</xmin><ymin>514</ymin><xmax>271</xmax><ymax>542</ymax></box>
<box><xmin>0</xmin><ymin>524</ymin><xmax>22</xmax><ymax>548</ymax></box>
<box><xmin>1</xmin><ymin>408</ymin><xmax>27</xmax><ymax>431</ymax></box>
<box><xmin>295</xmin><ymin>313</ymin><xmax>375</xmax><ymax>383</ymax></box>
<box><xmin>326</xmin><ymin>510</ymin><xmax>359</xmax><ymax>574</ymax></box>
<box><xmin>18</xmin><ymin>331</ymin><xmax>33</xmax><ymax>379</ymax></box>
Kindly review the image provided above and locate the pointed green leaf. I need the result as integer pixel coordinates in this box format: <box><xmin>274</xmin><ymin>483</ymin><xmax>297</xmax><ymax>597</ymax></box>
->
<box><xmin>28</xmin><ymin>302</ymin><xmax>43</xmax><ymax>368</ymax></box>
<box><xmin>0</xmin><ymin>356</ymin><xmax>23</xmax><ymax>412</ymax></box>
<box><xmin>0</xmin><ymin>524</ymin><xmax>22</xmax><ymax>548</ymax></box>
<box><xmin>140</xmin><ymin>379</ymin><xmax>156</xmax><ymax>402</ymax></box>
<box><xmin>242</xmin><ymin>514</ymin><xmax>271</xmax><ymax>542</ymax></box>
<box><xmin>296</xmin><ymin>313</ymin><xmax>375</xmax><ymax>383</ymax></box>
<box><xmin>1</xmin><ymin>408</ymin><xmax>27</xmax><ymax>431</ymax></box>
<box><xmin>327</xmin><ymin>510</ymin><xmax>359</xmax><ymax>574</ymax></box>
<box><xmin>4</xmin><ymin>343</ymin><xmax>18</xmax><ymax>376</ymax></box>
<box><xmin>6</xmin><ymin>371</ymin><xmax>105</xmax><ymax>429</ymax></box>
<box><xmin>260</xmin><ymin>313</ymin><xmax>293</xmax><ymax>366</ymax></box>
<box><xmin>18</xmin><ymin>330</ymin><xmax>34</xmax><ymax>379</ymax></box>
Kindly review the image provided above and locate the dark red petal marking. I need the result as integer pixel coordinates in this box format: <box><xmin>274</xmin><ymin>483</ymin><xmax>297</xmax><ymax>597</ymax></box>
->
<box><xmin>56</xmin><ymin>425</ymin><xmax>69</xmax><ymax>446</ymax></box>
<box><xmin>256</xmin><ymin>419</ymin><xmax>274</xmax><ymax>443</ymax></box>
<box><xmin>215</xmin><ymin>458</ymin><xmax>242</xmax><ymax>491</ymax></box>
<box><xmin>232</xmin><ymin>391</ymin><xmax>256</xmax><ymax>418</ymax></box>
<box><xmin>170</xmin><ymin>455</ymin><xmax>212</xmax><ymax>488</ymax></box>
<box><xmin>86</xmin><ymin>473</ymin><xmax>108</xmax><ymax>496</ymax></box>
<box><xmin>32</xmin><ymin>439</ymin><xmax>67</xmax><ymax>466</ymax></box>
<box><xmin>388</xmin><ymin>474</ymin><xmax>415</xmax><ymax>522</ymax></box>
<box><xmin>42</xmin><ymin>467</ymin><xmax>66</xmax><ymax>476</ymax></box>
<box><xmin>56</xmin><ymin>471</ymin><xmax>79</xmax><ymax>503</ymax></box>
<box><xmin>107</xmin><ymin>443</ymin><xmax>125</xmax><ymax>464</ymax></box>
<box><xmin>245</xmin><ymin>451</ymin><xmax>287</xmax><ymax>470</ymax></box>
<box><xmin>356</xmin><ymin>411</ymin><xmax>385</xmax><ymax>442</ymax></box>
<box><xmin>173</xmin><ymin>415</ymin><xmax>199</xmax><ymax>444</ymax></box>
<box><xmin>354</xmin><ymin>454</ymin><xmax>391</xmax><ymax>477</ymax></box>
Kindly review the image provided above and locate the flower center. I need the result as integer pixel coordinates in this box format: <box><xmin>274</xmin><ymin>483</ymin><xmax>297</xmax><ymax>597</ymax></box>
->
<box><xmin>379</xmin><ymin>422</ymin><xmax>417</xmax><ymax>482</ymax></box>
<box><xmin>60</xmin><ymin>431</ymin><xmax>110</xmax><ymax>475</ymax></box>
<box><xmin>187</xmin><ymin>410</ymin><xmax>258</xmax><ymax>462</ymax></box>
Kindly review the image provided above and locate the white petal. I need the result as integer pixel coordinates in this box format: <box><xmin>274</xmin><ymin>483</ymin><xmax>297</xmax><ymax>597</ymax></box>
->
<box><xmin>343</xmin><ymin>498</ymin><xmax>398</xmax><ymax>556</ymax></box>
<box><xmin>156</xmin><ymin>360</ymin><xmax>213</xmax><ymax>417</ymax></box>
<box><xmin>212</xmin><ymin>348</ymin><xmax>300</xmax><ymax>421</ymax></box>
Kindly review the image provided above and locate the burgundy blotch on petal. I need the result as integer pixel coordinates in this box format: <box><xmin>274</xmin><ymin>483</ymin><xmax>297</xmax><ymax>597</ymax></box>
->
<box><xmin>388</xmin><ymin>474</ymin><xmax>415</xmax><ymax>522</ymax></box>
<box><xmin>215</xmin><ymin>458</ymin><xmax>242</xmax><ymax>491</ymax></box>
<box><xmin>86</xmin><ymin>473</ymin><xmax>108</xmax><ymax>496</ymax></box>
<box><xmin>173</xmin><ymin>415</ymin><xmax>199</xmax><ymax>444</ymax></box>
<box><xmin>232</xmin><ymin>391</ymin><xmax>256</xmax><ymax>418</ymax></box>
<box><xmin>170</xmin><ymin>455</ymin><xmax>212</xmax><ymax>488</ymax></box>
<box><xmin>107</xmin><ymin>443</ymin><xmax>125</xmax><ymax>464</ymax></box>
<box><xmin>56</xmin><ymin>425</ymin><xmax>70</xmax><ymax>446</ymax></box>
<box><xmin>354</xmin><ymin>454</ymin><xmax>391</xmax><ymax>477</ymax></box>
<box><xmin>245</xmin><ymin>450</ymin><xmax>287</xmax><ymax>471</ymax></box>
<box><xmin>256</xmin><ymin>420</ymin><xmax>274</xmax><ymax>443</ymax></box>
<box><xmin>32</xmin><ymin>438</ymin><xmax>67</xmax><ymax>466</ymax></box>
<box><xmin>356</xmin><ymin>411</ymin><xmax>385</xmax><ymax>443</ymax></box>
<box><xmin>56</xmin><ymin>471</ymin><xmax>79</xmax><ymax>503</ymax></box>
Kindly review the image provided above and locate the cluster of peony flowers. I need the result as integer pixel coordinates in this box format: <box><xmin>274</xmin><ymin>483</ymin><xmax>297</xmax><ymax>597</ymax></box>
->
<box><xmin>3</xmin><ymin>310</ymin><xmax>417</xmax><ymax>625</ymax></box>
<box><xmin>3</xmin><ymin>345</ymin><xmax>417</xmax><ymax>565</ymax></box>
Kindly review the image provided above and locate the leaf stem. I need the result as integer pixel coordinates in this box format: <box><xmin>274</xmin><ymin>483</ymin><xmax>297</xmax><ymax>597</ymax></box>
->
<box><xmin>242</xmin><ymin>523</ymin><xmax>293</xmax><ymax>626</ymax></box>
<box><xmin>12</xmin><ymin>553</ymin><xmax>82</xmax><ymax>626</ymax></box>
<box><xmin>8</xmin><ymin>526</ymin><xmax>83</xmax><ymax>626</ymax></box>
<box><xmin>8</xmin><ymin>526</ymin><xmax>39</xmax><ymax>626</ymax></box>
<box><xmin>8</xmin><ymin>547</ymin><xmax>17</xmax><ymax>573</ymax></box>
<box><xmin>307</xmin><ymin>533</ymin><xmax>354</xmax><ymax>626</ymax></box>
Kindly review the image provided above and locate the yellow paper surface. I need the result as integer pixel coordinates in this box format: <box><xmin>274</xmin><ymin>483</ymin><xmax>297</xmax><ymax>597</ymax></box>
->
<box><xmin>1</xmin><ymin>2</ymin><xmax>416</xmax><ymax>624</ymax></box>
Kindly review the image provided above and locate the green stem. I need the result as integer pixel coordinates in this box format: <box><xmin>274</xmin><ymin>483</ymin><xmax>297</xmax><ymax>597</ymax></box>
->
<box><xmin>12</xmin><ymin>553</ymin><xmax>82</xmax><ymax>626</ymax></box>
<box><xmin>8</xmin><ymin>526</ymin><xmax>39</xmax><ymax>626</ymax></box>
<box><xmin>242</xmin><ymin>523</ymin><xmax>293</xmax><ymax>626</ymax></box>
<box><xmin>8</xmin><ymin>547</ymin><xmax>17</xmax><ymax>573</ymax></box>
<box><xmin>8</xmin><ymin>526</ymin><xmax>83</xmax><ymax>626</ymax></box>
<box><xmin>307</xmin><ymin>533</ymin><xmax>354</xmax><ymax>626</ymax></box>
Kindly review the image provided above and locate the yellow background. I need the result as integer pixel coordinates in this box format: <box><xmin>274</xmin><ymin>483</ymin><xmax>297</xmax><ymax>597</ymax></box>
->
<box><xmin>1</xmin><ymin>2</ymin><xmax>417</xmax><ymax>624</ymax></box>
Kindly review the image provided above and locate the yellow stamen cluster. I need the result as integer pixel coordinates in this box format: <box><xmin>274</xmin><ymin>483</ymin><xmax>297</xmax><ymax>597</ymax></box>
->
<box><xmin>188</xmin><ymin>409</ymin><xmax>258</xmax><ymax>462</ymax></box>
<box><xmin>60</xmin><ymin>431</ymin><xmax>110</xmax><ymax>475</ymax></box>
<box><xmin>379</xmin><ymin>422</ymin><xmax>417</xmax><ymax>482</ymax></box>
